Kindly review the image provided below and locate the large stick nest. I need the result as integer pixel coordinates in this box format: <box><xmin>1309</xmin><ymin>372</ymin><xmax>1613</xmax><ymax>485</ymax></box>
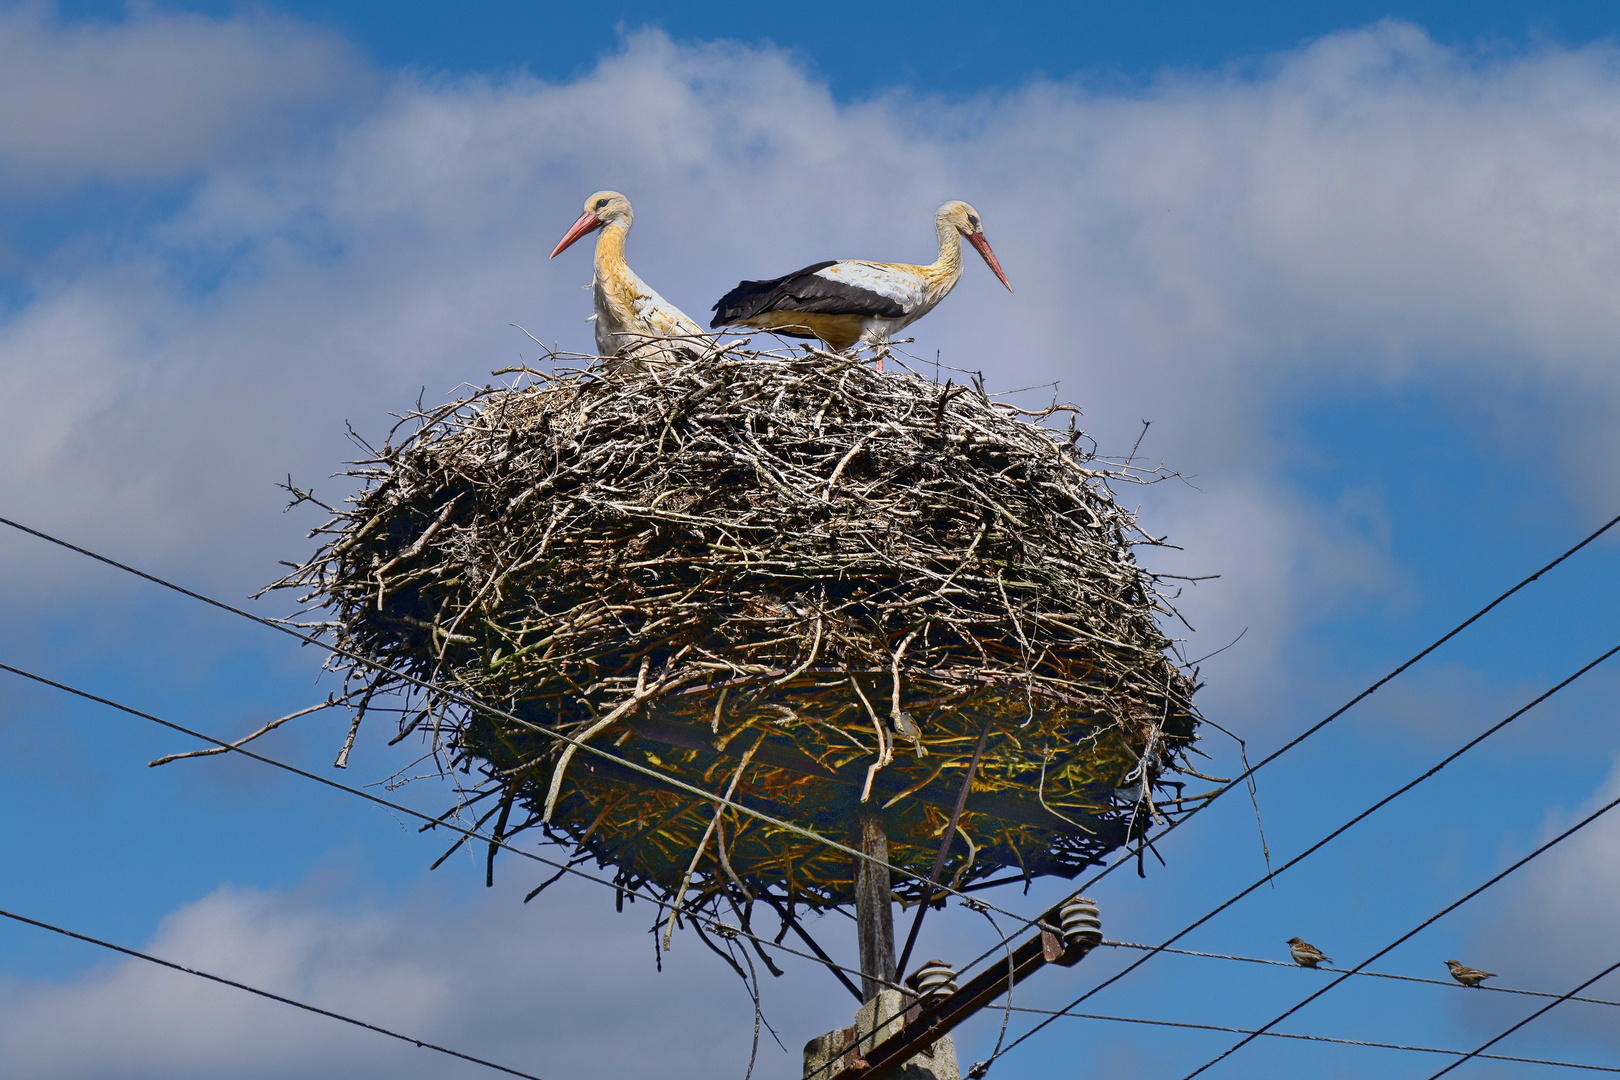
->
<box><xmin>272</xmin><ymin>341</ymin><xmax>1204</xmax><ymax>913</ymax></box>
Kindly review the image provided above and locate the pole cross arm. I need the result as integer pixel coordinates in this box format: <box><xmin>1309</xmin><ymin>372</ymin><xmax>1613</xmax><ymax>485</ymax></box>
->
<box><xmin>854</xmin><ymin>899</ymin><xmax>1100</xmax><ymax>1078</ymax></box>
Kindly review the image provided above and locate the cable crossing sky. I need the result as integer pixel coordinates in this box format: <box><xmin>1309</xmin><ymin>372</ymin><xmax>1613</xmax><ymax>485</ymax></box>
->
<box><xmin>0</xmin><ymin>514</ymin><xmax>1030</xmax><ymax>926</ymax></box>
<box><xmin>0</xmin><ymin>905</ymin><xmax>549</xmax><ymax>1080</ymax></box>
<box><xmin>943</xmin><ymin>508</ymin><xmax>1620</xmax><ymax>983</ymax></box>
<box><xmin>1424</xmin><ymin>957</ymin><xmax>1620</xmax><ymax>1079</ymax></box>
<box><xmin>1178</xmin><ymin>788</ymin><xmax>1620</xmax><ymax>1077</ymax></box>
<box><xmin>1005</xmin><ymin>1004</ymin><xmax>1620</xmax><ymax>1074</ymax></box>
<box><xmin>981</xmin><ymin>636</ymin><xmax>1620</xmax><ymax>1072</ymax></box>
<box><xmin>5</xmin><ymin>510</ymin><xmax>1618</xmax><ymax>1076</ymax></box>
<box><xmin>0</xmin><ymin>659</ymin><xmax>900</xmax><ymax>1002</ymax></box>
<box><xmin>15</xmin><ymin>654</ymin><xmax>1617</xmax><ymax>1079</ymax></box>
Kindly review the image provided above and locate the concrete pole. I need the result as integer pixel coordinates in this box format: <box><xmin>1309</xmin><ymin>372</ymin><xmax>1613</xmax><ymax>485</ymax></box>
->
<box><xmin>802</xmin><ymin>807</ymin><xmax>958</xmax><ymax>1080</ymax></box>
<box><xmin>855</xmin><ymin>807</ymin><xmax>896</xmax><ymax>1002</ymax></box>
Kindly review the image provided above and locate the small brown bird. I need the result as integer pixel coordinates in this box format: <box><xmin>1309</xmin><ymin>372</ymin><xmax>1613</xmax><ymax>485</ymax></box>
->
<box><xmin>1445</xmin><ymin>959</ymin><xmax>1496</xmax><ymax>987</ymax></box>
<box><xmin>1287</xmin><ymin>937</ymin><xmax>1332</xmax><ymax>968</ymax></box>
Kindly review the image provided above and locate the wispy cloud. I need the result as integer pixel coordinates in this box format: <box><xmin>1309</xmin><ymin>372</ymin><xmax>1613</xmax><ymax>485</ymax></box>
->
<box><xmin>0</xmin><ymin>3</ymin><xmax>367</xmax><ymax>187</ymax></box>
<box><xmin>1468</xmin><ymin>755</ymin><xmax>1620</xmax><ymax>1051</ymax></box>
<box><xmin>0</xmin><ymin>874</ymin><xmax>772</xmax><ymax>1079</ymax></box>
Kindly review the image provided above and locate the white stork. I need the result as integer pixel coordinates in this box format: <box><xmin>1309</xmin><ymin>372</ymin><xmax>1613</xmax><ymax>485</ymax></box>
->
<box><xmin>709</xmin><ymin>200</ymin><xmax>1011</xmax><ymax>359</ymax></box>
<box><xmin>550</xmin><ymin>190</ymin><xmax>703</xmax><ymax>363</ymax></box>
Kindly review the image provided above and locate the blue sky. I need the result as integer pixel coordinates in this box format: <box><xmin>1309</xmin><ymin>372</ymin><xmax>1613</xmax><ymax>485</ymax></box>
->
<box><xmin>46</xmin><ymin>0</ymin><xmax>1620</xmax><ymax>95</ymax></box>
<box><xmin>3</xmin><ymin>2</ymin><xmax>1620</xmax><ymax>1078</ymax></box>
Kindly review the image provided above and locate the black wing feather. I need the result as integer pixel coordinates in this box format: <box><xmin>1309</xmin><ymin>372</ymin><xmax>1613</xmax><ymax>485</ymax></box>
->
<box><xmin>710</xmin><ymin>261</ymin><xmax>906</xmax><ymax>328</ymax></box>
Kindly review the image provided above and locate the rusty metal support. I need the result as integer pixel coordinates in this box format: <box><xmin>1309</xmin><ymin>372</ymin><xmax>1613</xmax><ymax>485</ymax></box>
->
<box><xmin>760</xmin><ymin>892</ymin><xmax>864</xmax><ymax>1003</ymax></box>
<box><xmin>894</xmin><ymin>714</ymin><xmax>996</xmax><ymax>983</ymax></box>
<box><xmin>854</xmin><ymin>899</ymin><xmax>1098</xmax><ymax>1079</ymax></box>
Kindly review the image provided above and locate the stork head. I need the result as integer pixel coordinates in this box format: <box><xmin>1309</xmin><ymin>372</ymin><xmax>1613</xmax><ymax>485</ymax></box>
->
<box><xmin>550</xmin><ymin>190</ymin><xmax>633</xmax><ymax>258</ymax></box>
<box><xmin>938</xmin><ymin>200</ymin><xmax>1011</xmax><ymax>292</ymax></box>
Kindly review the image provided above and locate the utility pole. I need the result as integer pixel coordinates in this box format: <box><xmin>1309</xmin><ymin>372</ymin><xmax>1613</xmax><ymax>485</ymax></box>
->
<box><xmin>804</xmin><ymin>814</ymin><xmax>1105</xmax><ymax>1080</ymax></box>
<box><xmin>855</xmin><ymin>807</ymin><xmax>896</xmax><ymax>1001</ymax></box>
<box><xmin>803</xmin><ymin>807</ymin><xmax>961</xmax><ymax>1080</ymax></box>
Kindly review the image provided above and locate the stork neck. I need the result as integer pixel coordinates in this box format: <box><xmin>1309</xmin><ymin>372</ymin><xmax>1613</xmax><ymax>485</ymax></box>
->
<box><xmin>926</xmin><ymin>216</ymin><xmax>964</xmax><ymax>294</ymax></box>
<box><xmin>593</xmin><ymin>220</ymin><xmax>630</xmax><ymax>278</ymax></box>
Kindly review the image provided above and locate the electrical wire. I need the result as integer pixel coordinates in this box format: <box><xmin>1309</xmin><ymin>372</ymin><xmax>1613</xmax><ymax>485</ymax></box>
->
<box><xmin>8</xmin><ymin>506</ymin><xmax>1618</xmax><ymax>1052</ymax></box>
<box><xmin>1425</xmin><ymin>957</ymin><xmax>1620</xmax><ymax>1080</ymax></box>
<box><xmin>55</xmin><ymin>637</ymin><xmax>1612</xmax><ymax>1076</ymax></box>
<box><xmin>0</xmin><ymin>658</ymin><xmax>900</xmax><ymax>1002</ymax></box>
<box><xmin>0</xmin><ymin>905</ymin><xmax>547</xmax><ymax>1080</ymax></box>
<box><xmin>980</xmin><ymin>638</ymin><xmax>1620</xmax><ymax>1072</ymax></box>
<box><xmin>51</xmin><ymin>654</ymin><xmax>1578</xmax><ymax>1080</ymax></box>
<box><xmin>946</xmin><ymin>509</ymin><xmax>1620</xmax><ymax>983</ymax></box>
<box><xmin>1004</xmin><ymin>1003</ymin><xmax>1620</xmax><ymax>1074</ymax></box>
<box><xmin>6</xmin><ymin>426</ymin><xmax>1612</xmax><ymax>1073</ymax></box>
<box><xmin>0</xmin><ymin>515</ymin><xmax>1032</xmax><ymax>926</ymax></box>
<box><xmin>1178</xmin><ymin>787</ymin><xmax>1620</xmax><ymax>1078</ymax></box>
<box><xmin>1101</xmin><ymin>939</ymin><xmax>1620</xmax><ymax>1010</ymax></box>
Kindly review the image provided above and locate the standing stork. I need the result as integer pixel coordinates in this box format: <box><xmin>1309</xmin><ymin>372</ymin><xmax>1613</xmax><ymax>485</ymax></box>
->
<box><xmin>709</xmin><ymin>201</ymin><xmax>1011</xmax><ymax>363</ymax></box>
<box><xmin>551</xmin><ymin>190</ymin><xmax>704</xmax><ymax>365</ymax></box>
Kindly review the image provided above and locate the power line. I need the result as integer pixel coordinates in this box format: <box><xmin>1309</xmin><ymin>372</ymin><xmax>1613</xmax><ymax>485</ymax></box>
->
<box><xmin>0</xmin><ymin>658</ymin><xmax>895</xmax><ymax>1002</ymax></box>
<box><xmin>1004</xmin><ymin>1004</ymin><xmax>1620</xmax><ymax>1074</ymax></box>
<box><xmin>1101</xmin><ymin>939</ymin><xmax>1620</xmax><ymax>1011</ymax></box>
<box><xmin>981</xmin><ymin>638</ymin><xmax>1620</xmax><ymax>1071</ymax></box>
<box><xmin>9</xmin><ymin>506</ymin><xmax>1618</xmax><ymax>1023</ymax></box>
<box><xmin>947</xmin><ymin>510</ymin><xmax>1620</xmax><ymax>983</ymax></box>
<box><xmin>0</xmin><ymin>515</ymin><xmax>1029</xmax><ymax>927</ymax></box>
<box><xmin>1179</xmin><ymin>786</ymin><xmax>1620</xmax><ymax>1078</ymax></box>
<box><xmin>65</xmin><ymin>646</ymin><xmax>1599</xmax><ymax>1076</ymax></box>
<box><xmin>0</xmin><ymin>905</ymin><xmax>547</xmax><ymax>1080</ymax></box>
<box><xmin>34</xmin><ymin>664</ymin><xmax>1594</xmax><ymax>1080</ymax></box>
<box><xmin>8</xmin><ymin>451</ymin><xmax>1611</xmax><ymax>1069</ymax></box>
<box><xmin>11</xmin><ymin>507</ymin><xmax>1618</xmax><ymax>996</ymax></box>
<box><xmin>1426</xmin><ymin>957</ymin><xmax>1620</xmax><ymax>1080</ymax></box>
<box><xmin>1075</xmin><ymin>508</ymin><xmax>1620</xmax><ymax>893</ymax></box>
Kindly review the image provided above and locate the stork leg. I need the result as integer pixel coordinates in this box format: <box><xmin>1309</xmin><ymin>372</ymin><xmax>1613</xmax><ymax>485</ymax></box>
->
<box><xmin>855</xmin><ymin>807</ymin><xmax>896</xmax><ymax>1001</ymax></box>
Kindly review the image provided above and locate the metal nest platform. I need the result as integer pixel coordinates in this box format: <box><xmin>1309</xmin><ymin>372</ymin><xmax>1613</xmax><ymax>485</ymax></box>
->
<box><xmin>270</xmin><ymin>340</ymin><xmax>1204</xmax><ymax>913</ymax></box>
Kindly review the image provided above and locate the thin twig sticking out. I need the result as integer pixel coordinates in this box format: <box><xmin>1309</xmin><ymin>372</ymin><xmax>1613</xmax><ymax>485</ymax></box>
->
<box><xmin>890</xmin><ymin>628</ymin><xmax>921</xmax><ymax>750</ymax></box>
<box><xmin>150</xmin><ymin>694</ymin><xmax>351</xmax><ymax>767</ymax></box>
<box><xmin>666</xmin><ymin>733</ymin><xmax>765</xmax><ymax>948</ymax></box>
<box><xmin>849</xmin><ymin>676</ymin><xmax>892</xmax><ymax>803</ymax></box>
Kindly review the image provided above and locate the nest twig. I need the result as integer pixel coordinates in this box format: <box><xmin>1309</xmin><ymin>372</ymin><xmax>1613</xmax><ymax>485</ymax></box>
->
<box><xmin>265</xmin><ymin>339</ymin><xmax>1203</xmax><ymax>913</ymax></box>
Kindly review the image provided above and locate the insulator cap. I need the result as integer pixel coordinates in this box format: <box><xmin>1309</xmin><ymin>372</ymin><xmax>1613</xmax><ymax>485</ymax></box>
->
<box><xmin>1059</xmin><ymin>897</ymin><xmax>1102</xmax><ymax>948</ymax></box>
<box><xmin>907</xmin><ymin>958</ymin><xmax>959</xmax><ymax>1002</ymax></box>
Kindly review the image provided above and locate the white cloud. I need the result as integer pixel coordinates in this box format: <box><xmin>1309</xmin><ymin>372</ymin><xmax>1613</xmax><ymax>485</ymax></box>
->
<box><xmin>1465</xmin><ymin>756</ymin><xmax>1620</xmax><ymax>1050</ymax></box>
<box><xmin>9</xmin><ymin>16</ymin><xmax>1620</xmax><ymax>1077</ymax></box>
<box><xmin>0</xmin><ymin>2</ymin><xmax>368</xmax><ymax>185</ymax></box>
<box><xmin>0</xmin><ymin>874</ymin><xmax>775</xmax><ymax>1079</ymax></box>
<box><xmin>4</xmin><ymin>19</ymin><xmax>1620</xmax><ymax>718</ymax></box>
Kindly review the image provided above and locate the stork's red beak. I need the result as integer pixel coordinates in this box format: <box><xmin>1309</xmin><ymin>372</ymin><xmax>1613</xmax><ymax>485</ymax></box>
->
<box><xmin>967</xmin><ymin>232</ymin><xmax>1012</xmax><ymax>292</ymax></box>
<box><xmin>550</xmin><ymin>210</ymin><xmax>605</xmax><ymax>258</ymax></box>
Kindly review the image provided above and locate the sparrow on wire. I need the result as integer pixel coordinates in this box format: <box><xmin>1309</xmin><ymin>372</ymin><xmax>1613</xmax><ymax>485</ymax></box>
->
<box><xmin>1286</xmin><ymin>937</ymin><xmax>1332</xmax><ymax>968</ymax></box>
<box><xmin>1445</xmin><ymin>959</ymin><xmax>1496</xmax><ymax>987</ymax></box>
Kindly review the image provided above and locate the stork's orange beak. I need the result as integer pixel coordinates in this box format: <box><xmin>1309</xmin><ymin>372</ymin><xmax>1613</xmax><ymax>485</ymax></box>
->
<box><xmin>967</xmin><ymin>232</ymin><xmax>1012</xmax><ymax>292</ymax></box>
<box><xmin>550</xmin><ymin>210</ymin><xmax>605</xmax><ymax>258</ymax></box>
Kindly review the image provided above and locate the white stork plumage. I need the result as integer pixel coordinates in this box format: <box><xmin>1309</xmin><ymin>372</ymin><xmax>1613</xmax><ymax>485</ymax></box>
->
<box><xmin>550</xmin><ymin>190</ymin><xmax>703</xmax><ymax>362</ymax></box>
<box><xmin>709</xmin><ymin>200</ymin><xmax>1011</xmax><ymax>356</ymax></box>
